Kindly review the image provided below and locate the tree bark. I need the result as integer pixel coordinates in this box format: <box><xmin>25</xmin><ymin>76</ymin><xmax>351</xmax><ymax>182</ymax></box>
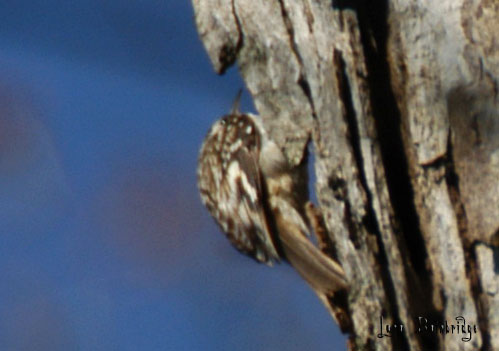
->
<box><xmin>192</xmin><ymin>0</ymin><xmax>499</xmax><ymax>350</ymax></box>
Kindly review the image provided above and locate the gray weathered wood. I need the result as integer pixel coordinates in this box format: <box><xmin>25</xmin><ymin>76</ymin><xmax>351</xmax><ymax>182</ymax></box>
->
<box><xmin>192</xmin><ymin>0</ymin><xmax>498</xmax><ymax>350</ymax></box>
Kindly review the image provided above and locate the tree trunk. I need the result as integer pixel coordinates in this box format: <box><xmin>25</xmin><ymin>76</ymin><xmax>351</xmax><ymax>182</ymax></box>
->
<box><xmin>192</xmin><ymin>0</ymin><xmax>499</xmax><ymax>350</ymax></box>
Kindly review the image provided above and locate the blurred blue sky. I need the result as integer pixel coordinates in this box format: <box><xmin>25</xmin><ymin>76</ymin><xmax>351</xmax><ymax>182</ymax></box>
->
<box><xmin>0</xmin><ymin>1</ymin><xmax>345</xmax><ymax>350</ymax></box>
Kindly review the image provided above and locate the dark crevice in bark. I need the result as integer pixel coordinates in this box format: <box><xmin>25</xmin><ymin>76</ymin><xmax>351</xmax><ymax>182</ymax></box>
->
<box><xmin>329</xmin><ymin>290</ymin><xmax>354</xmax><ymax>333</ymax></box>
<box><xmin>334</xmin><ymin>50</ymin><xmax>371</xmax><ymax>225</ymax></box>
<box><xmin>277</xmin><ymin>0</ymin><xmax>301</xmax><ymax>65</ymax></box>
<box><xmin>344</xmin><ymin>200</ymin><xmax>361</xmax><ymax>249</ymax></box>
<box><xmin>493</xmin><ymin>244</ymin><xmax>499</xmax><ymax>274</ymax></box>
<box><xmin>361</xmin><ymin>3</ymin><xmax>440</xmax><ymax>349</ymax></box>
<box><xmin>297</xmin><ymin>76</ymin><xmax>316</xmax><ymax>117</ymax></box>
<box><xmin>335</xmin><ymin>47</ymin><xmax>405</xmax><ymax>351</ymax></box>
<box><xmin>420</xmin><ymin>155</ymin><xmax>447</xmax><ymax>169</ymax></box>
<box><xmin>333</xmin><ymin>0</ymin><xmax>441</xmax><ymax>350</ymax></box>
<box><xmin>328</xmin><ymin>174</ymin><xmax>360</xmax><ymax>249</ymax></box>
<box><xmin>469</xmin><ymin>247</ymin><xmax>492</xmax><ymax>351</ymax></box>
<box><xmin>334</xmin><ymin>49</ymin><xmax>399</xmax><ymax>345</ymax></box>
<box><xmin>216</xmin><ymin>0</ymin><xmax>244</xmax><ymax>74</ymax></box>
<box><xmin>445</xmin><ymin>136</ymin><xmax>491</xmax><ymax>351</ymax></box>
<box><xmin>277</xmin><ymin>0</ymin><xmax>317</xmax><ymax>119</ymax></box>
<box><xmin>334</xmin><ymin>49</ymin><xmax>387</xmax><ymax>249</ymax></box>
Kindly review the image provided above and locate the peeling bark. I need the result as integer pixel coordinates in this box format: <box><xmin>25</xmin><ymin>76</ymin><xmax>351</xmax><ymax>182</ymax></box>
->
<box><xmin>192</xmin><ymin>0</ymin><xmax>498</xmax><ymax>350</ymax></box>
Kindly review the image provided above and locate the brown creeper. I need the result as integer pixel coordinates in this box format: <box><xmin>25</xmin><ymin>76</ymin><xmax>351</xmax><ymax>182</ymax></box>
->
<box><xmin>197</xmin><ymin>101</ymin><xmax>347</xmax><ymax>294</ymax></box>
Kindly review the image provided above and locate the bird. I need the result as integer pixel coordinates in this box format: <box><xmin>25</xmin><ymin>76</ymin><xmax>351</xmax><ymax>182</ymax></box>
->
<box><xmin>197</xmin><ymin>94</ymin><xmax>347</xmax><ymax>295</ymax></box>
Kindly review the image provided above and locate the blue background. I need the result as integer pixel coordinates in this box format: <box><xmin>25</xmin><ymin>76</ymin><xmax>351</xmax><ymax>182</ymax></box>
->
<box><xmin>0</xmin><ymin>1</ymin><xmax>345</xmax><ymax>349</ymax></box>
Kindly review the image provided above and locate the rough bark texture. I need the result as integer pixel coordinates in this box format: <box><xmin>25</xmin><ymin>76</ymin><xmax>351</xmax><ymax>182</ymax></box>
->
<box><xmin>192</xmin><ymin>0</ymin><xmax>498</xmax><ymax>350</ymax></box>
